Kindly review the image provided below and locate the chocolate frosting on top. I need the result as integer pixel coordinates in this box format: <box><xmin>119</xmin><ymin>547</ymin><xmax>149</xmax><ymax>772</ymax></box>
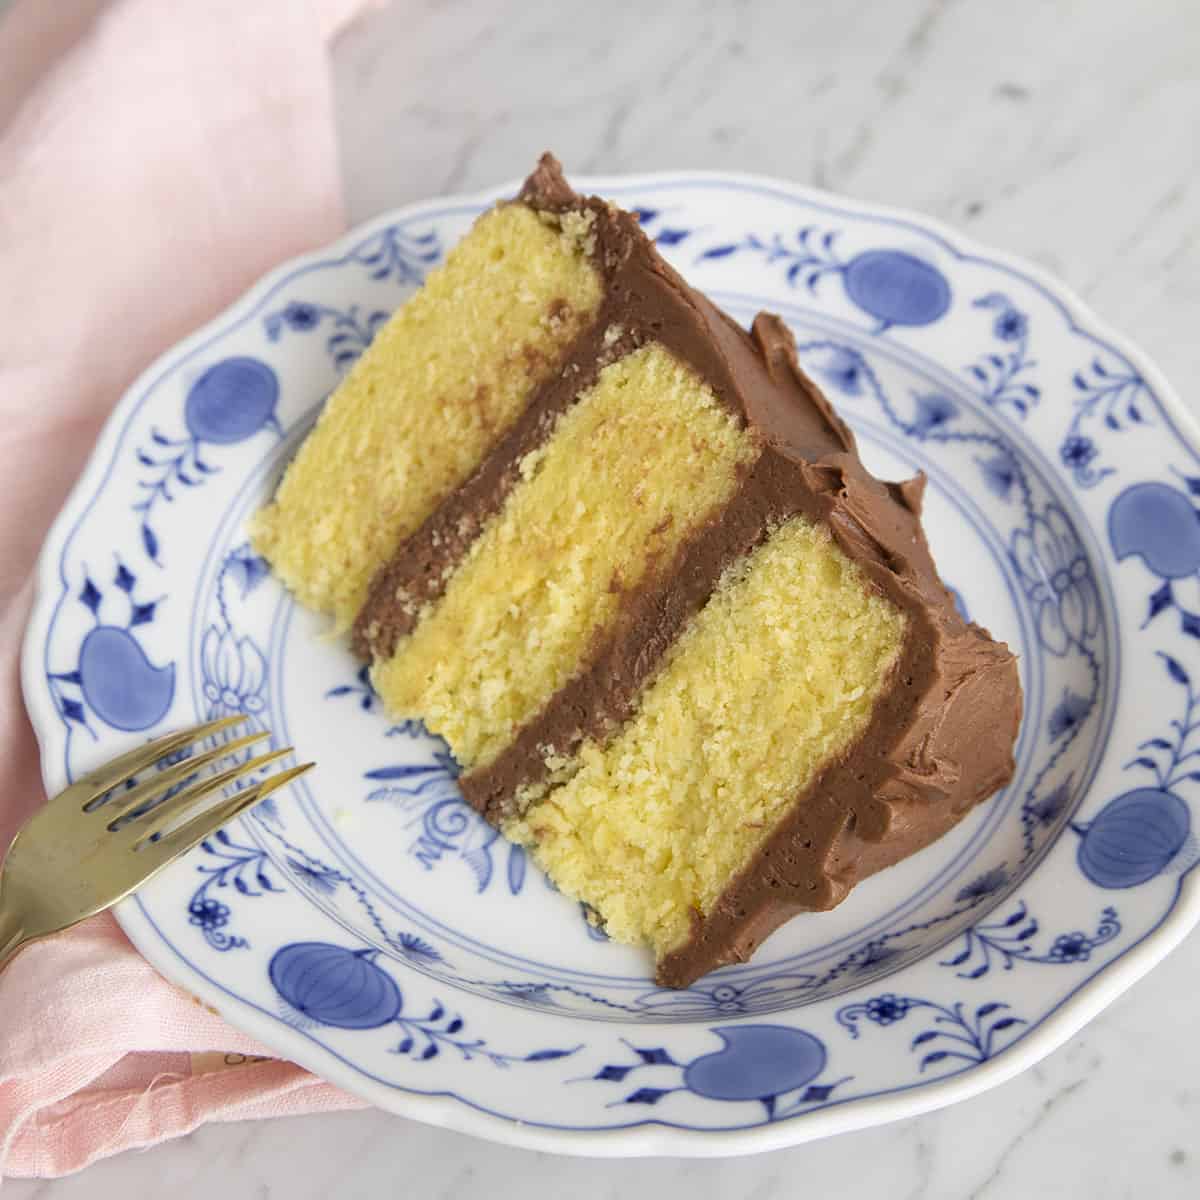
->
<box><xmin>357</xmin><ymin>154</ymin><xmax>1023</xmax><ymax>987</ymax></box>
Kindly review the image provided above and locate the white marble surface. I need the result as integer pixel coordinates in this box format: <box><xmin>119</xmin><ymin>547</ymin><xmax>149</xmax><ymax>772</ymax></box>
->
<box><xmin>10</xmin><ymin>0</ymin><xmax>1200</xmax><ymax>1194</ymax></box>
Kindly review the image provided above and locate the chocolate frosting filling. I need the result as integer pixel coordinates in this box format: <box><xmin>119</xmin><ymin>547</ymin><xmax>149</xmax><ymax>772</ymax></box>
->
<box><xmin>354</xmin><ymin>154</ymin><xmax>1022</xmax><ymax>987</ymax></box>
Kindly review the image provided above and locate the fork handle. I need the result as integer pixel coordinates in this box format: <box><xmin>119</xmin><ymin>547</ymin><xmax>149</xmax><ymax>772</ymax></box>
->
<box><xmin>0</xmin><ymin>899</ymin><xmax>26</xmax><ymax>974</ymax></box>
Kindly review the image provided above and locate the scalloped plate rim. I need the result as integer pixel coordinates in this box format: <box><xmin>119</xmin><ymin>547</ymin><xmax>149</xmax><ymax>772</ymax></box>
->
<box><xmin>19</xmin><ymin>168</ymin><xmax>1200</xmax><ymax>1157</ymax></box>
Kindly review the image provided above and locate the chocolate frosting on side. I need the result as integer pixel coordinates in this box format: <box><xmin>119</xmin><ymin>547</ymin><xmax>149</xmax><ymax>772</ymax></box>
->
<box><xmin>356</xmin><ymin>154</ymin><xmax>1023</xmax><ymax>987</ymax></box>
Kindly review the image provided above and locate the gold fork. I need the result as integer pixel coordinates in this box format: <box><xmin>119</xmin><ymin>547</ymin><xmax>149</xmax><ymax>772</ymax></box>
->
<box><xmin>0</xmin><ymin>717</ymin><xmax>313</xmax><ymax>972</ymax></box>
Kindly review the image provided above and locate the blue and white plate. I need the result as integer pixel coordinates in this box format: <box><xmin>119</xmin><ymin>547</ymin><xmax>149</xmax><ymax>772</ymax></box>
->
<box><xmin>22</xmin><ymin>172</ymin><xmax>1200</xmax><ymax>1156</ymax></box>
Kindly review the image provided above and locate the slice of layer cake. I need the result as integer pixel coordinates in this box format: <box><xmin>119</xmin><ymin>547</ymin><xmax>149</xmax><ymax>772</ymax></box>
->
<box><xmin>254</xmin><ymin>154</ymin><xmax>1022</xmax><ymax>987</ymax></box>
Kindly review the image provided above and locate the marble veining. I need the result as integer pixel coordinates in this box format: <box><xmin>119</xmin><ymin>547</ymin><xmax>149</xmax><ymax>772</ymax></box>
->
<box><xmin>10</xmin><ymin>0</ymin><xmax>1198</xmax><ymax>1194</ymax></box>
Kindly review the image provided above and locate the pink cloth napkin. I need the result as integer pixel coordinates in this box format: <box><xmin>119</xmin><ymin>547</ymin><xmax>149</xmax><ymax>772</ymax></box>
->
<box><xmin>0</xmin><ymin>0</ymin><xmax>378</xmax><ymax>1177</ymax></box>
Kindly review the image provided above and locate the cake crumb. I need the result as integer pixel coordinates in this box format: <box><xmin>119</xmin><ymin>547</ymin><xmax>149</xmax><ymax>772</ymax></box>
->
<box><xmin>559</xmin><ymin>208</ymin><xmax>597</xmax><ymax>257</ymax></box>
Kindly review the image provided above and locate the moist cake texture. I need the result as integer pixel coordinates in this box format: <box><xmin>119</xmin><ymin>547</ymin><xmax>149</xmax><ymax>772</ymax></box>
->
<box><xmin>369</xmin><ymin>343</ymin><xmax>756</xmax><ymax>773</ymax></box>
<box><xmin>252</xmin><ymin>202</ymin><xmax>604</xmax><ymax>631</ymax></box>
<box><xmin>504</xmin><ymin>514</ymin><xmax>908</xmax><ymax>957</ymax></box>
<box><xmin>254</xmin><ymin>154</ymin><xmax>1022</xmax><ymax>987</ymax></box>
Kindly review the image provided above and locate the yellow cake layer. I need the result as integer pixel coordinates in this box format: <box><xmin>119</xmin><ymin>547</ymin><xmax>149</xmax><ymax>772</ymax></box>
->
<box><xmin>251</xmin><ymin>203</ymin><xmax>603</xmax><ymax>630</ymax></box>
<box><xmin>504</xmin><ymin>515</ymin><xmax>908</xmax><ymax>957</ymax></box>
<box><xmin>371</xmin><ymin>342</ymin><xmax>759</xmax><ymax>771</ymax></box>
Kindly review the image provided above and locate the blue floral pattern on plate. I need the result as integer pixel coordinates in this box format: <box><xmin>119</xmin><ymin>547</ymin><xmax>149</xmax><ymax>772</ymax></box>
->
<box><xmin>20</xmin><ymin>172</ymin><xmax>1200</xmax><ymax>1155</ymax></box>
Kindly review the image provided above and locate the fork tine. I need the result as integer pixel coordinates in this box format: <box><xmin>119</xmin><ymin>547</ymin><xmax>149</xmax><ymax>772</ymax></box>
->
<box><xmin>130</xmin><ymin>748</ymin><xmax>294</xmax><ymax>841</ymax></box>
<box><xmin>137</xmin><ymin>763</ymin><xmax>314</xmax><ymax>858</ymax></box>
<box><xmin>99</xmin><ymin>731</ymin><xmax>271</xmax><ymax>826</ymax></box>
<box><xmin>77</xmin><ymin>716</ymin><xmax>247</xmax><ymax>807</ymax></box>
